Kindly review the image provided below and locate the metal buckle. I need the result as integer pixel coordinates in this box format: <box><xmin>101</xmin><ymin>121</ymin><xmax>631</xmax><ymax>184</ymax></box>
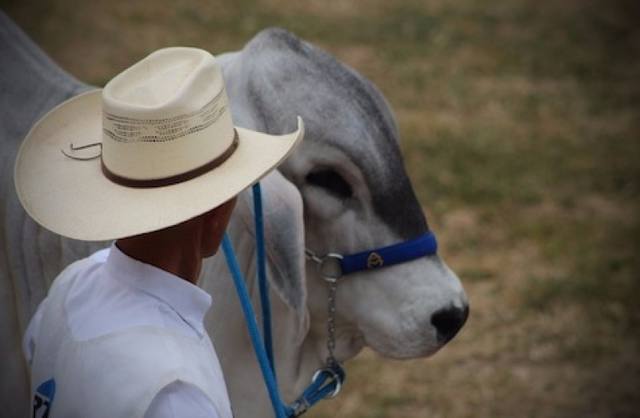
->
<box><xmin>319</xmin><ymin>253</ymin><xmax>343</xmax><ymax>282</ymax></box>
<box><xmin>290</xmin><ymin>398</ymin><xmax>310</xmax><ymax>417</ymax></box>
<box><xmin>312</xmin><ymin>367</ymin><xmax>343</xmax><ymax>398</ymax></box>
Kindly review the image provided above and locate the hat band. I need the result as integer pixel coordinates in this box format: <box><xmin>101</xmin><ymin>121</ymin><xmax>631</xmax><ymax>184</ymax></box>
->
<box><xmin>101</xmin><ymin>130</ymin><xmax>239</xmax><ymax>188</ymax></box>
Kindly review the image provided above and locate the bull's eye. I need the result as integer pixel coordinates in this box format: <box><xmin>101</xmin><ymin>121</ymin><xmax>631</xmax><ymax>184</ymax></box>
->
<box><xmin>306</xmin><ymin>169</ymin><xmax>353</xmax><ymax>199</ymax></box>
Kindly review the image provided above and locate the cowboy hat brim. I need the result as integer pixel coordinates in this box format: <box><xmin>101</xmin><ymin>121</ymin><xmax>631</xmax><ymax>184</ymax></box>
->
<box><xmin>14</xmin><ymin>89</ymin><xmax>304</xmax><ymax>241</ymax></box>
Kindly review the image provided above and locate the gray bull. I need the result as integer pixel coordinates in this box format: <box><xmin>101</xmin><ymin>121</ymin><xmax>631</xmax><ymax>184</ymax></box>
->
<box><xmin>0</xmin><ymin>12</ymin><xmax>468</xmax><ymax>418</ymax></box>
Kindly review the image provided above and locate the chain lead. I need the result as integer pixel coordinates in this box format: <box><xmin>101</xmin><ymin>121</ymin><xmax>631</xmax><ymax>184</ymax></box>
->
<box><xmin>306</xmin><ymin>247</ymin><xmax>341</xmax><ymax>366</ymax></box>
<box><xmin>326</xmin><ymin>280</ymin><xmax>338</xmax><ymax>366</ymax></box>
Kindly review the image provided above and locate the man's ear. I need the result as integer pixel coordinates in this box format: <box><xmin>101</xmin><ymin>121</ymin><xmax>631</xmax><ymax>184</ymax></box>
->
<box><xmin>202</xmin><ymin>197</ymin><xmax>237</xmax><ymax>256</ymax></box>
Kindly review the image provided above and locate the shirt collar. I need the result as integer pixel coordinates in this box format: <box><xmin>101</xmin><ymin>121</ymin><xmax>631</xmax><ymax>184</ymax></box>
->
<box><xmin>104</xmin><ymin>242</ymin><xmax>212</xmax><ymax>338</ymax></box>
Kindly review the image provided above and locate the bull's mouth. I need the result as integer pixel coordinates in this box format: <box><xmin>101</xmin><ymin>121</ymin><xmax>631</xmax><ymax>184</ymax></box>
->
<box><xmin>366</xmin><ymin>338</ymin><xmax>443</xmax><ymax>360</ymax></box>
<box><xmin>361</xmin><ymin>327</ymin><xmax>442</xmax><ymax>360</ymax></box>
<box><xmin>359</xmin><ymin>304</ymin><xmax>469</xmax><ymax>360</ymax></box>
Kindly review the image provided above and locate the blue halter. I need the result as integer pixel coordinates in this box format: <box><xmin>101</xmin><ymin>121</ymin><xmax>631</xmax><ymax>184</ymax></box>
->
<box><xmin>222</xmin><ymin>183</ymin><xmax>438</xmax><ymax>417</ymax></box>
<box><xmin>305</xmin><ymin>231</ymin><xmax>438</xmax><ymax>280</ymax></box>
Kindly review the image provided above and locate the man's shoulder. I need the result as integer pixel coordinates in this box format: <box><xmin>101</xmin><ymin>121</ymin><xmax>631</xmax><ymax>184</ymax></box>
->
<box><xmin>88</xmin><ymin>247</ymin><xmax>110</xmax><ymax>263</ymax></box>
<box><xmin>50</xmin><ymin>248</ymin><xmax>109</xmax><ymax>293</ymax></box>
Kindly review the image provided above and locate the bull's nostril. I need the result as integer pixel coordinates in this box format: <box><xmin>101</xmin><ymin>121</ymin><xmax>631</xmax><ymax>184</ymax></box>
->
<box><xmin>431</xmin><ymin>304</ymin><xmax>469</xmax><ymax>344</ymax></box>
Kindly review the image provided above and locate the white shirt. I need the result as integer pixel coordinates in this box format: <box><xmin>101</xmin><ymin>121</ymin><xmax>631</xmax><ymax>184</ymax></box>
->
<box><xmin>24</xmin><ymin>244</ymin><xmax>231</xmax><ymax>418</ymax></box>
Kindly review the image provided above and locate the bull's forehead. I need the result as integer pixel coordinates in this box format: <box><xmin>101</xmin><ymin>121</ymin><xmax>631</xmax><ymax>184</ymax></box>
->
<box><xmin>241</xmin><ymin>28</ymin><xmax>428</xmax><ymax>239</ymax></box>
<box><xmin>244</xmin><ymin>29</ymin><xmax>395</xmax><ymax>140</ymax></box>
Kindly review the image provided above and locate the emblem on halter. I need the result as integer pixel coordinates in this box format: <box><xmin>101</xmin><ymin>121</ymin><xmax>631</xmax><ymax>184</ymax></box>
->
<box><xmin>366</xmin><ymin>252</ymin><xmax>384</xmax><ymax>269</ymax></box>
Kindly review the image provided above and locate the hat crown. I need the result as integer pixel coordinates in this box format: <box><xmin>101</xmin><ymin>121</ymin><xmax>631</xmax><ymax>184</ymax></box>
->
<box><xmin>101</xmin><ymin>47</ymin><xmax>235</xmax><ymax>181</ymax></box>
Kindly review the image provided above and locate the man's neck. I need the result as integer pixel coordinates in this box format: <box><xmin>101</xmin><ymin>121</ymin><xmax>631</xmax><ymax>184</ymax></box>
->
<box><xmin>115</xmin><ymin>223</ymin><xmax>205</xmax><ymax>284</ymax></box>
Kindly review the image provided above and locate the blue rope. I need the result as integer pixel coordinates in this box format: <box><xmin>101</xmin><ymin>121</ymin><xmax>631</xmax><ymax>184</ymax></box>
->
<box><xmin>223</xmin><ymin>183</ymin><xmax>346</xmax><ymax>418</ymax></box>
<box><xmin>288</xmin><ymin>364</ymin><xmax>345</xmax><ymax>416</ymax></box>
<box><xmin>222</xmin><ymin>234</ymin><xmax>287</xmax><ymax>418</ymax></box>
<box><xmin>252</xmin><ymin>184</ymin><xmax>275</xmax><ymax>373</ymax></box>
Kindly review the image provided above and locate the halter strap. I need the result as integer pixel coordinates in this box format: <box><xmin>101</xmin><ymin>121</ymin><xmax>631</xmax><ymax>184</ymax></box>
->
<box><xmin>307</xmin><ymin>232</ymin><xmax>438</xmax><ymax>280</ymax></box>
<box><xmin>341</xmin><ymin>232</ymin><xmax>438</xmax><ymax>275</ymax></box>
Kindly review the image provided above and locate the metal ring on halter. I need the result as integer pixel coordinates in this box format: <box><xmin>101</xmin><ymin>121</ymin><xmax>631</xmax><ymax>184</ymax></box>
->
<box><xmin>318</xmin><ymin>253</ymin><xmax>343</xmax><ymax>282</ymax></box>
<box><xmin>311</xmin><ymin>367</ymin><xmax>343</xmax><ymax>398</ymax></box>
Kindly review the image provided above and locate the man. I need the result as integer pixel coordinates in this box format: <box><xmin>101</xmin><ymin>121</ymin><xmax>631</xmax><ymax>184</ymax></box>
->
<box><xmin>15</xmin><ymin>47</ymin><xmax>303</xmax><ymax>418</ymax></box>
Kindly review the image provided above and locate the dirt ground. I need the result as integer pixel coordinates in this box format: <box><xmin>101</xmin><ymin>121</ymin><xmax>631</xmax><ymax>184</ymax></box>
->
<box><xmin>3</xmin><ymin>0</ymin><xmax>639</xmax><ymax>416</ymax></box>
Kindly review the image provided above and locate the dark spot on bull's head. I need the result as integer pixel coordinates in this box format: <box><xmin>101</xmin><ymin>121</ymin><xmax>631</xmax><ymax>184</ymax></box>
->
<box><xmin>306</xmin><ymin>169</ymin><xmax>353</xmax><ymax>200</ymax></box>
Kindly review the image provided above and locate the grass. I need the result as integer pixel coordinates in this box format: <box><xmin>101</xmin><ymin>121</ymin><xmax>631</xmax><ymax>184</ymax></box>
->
<box><xmin>3</xmin><ymin>0</ymin><xmax>639</xmax><ymax>416</ymax></box>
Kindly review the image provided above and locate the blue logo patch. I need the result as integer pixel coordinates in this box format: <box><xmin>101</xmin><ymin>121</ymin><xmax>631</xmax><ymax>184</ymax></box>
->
<box><xmin>33</xmin><ymin>378</ymin><xmax>55</xmax><ymax>418</ymax></box>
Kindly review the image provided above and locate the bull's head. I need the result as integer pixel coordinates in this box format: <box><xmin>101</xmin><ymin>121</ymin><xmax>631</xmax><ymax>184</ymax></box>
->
<box><xmin>221</xmin><ymin>28</ymin><xmax>468</xmax><ymax>363</ymax></box>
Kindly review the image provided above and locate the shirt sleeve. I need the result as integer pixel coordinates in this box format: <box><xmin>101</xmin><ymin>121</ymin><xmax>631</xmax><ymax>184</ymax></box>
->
<box><xmin>23</xmin><ymin>295</ymin><xmax>49</xmax><ymax>365</ymax></box>
<box><xmin>145</xmin><ymin>380</ymin><xmax>223</xmax><ymax>418</ymax></box>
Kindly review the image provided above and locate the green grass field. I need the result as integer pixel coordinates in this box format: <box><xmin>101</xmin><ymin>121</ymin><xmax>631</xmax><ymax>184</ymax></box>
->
<box><xmin>4</xmin><ymin>0</ymin><xmax>639</xmax><ymax>416</ymax></box>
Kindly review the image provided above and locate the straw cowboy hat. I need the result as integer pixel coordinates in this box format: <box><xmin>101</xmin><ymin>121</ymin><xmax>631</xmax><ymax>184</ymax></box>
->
<box><xmin>14</xmin><ymin>47</ymin><xmax>304</xmax><ymax>241</ymax></box>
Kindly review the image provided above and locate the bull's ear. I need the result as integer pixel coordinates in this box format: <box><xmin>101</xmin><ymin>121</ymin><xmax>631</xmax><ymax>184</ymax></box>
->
<box><xmin>232</xmin><ymin>170</ymin><xmax>309</xmax><ymax>343</ymax></box>
<box><xmin>261</xmin><ymin>171</ymin><xmax>307</xmax><ymax>313</ymax></box>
